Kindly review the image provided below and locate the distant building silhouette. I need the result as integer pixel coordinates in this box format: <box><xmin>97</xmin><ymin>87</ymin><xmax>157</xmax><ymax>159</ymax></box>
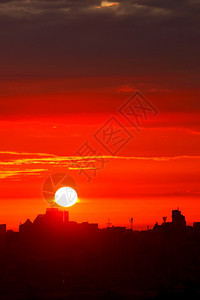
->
<box><xmin>0</xmin><ymin>224</ymin><xmax>6</xmax><ymax>235</ymax></box>
<box><xmin>153</xmin><ymin>209</ymin><xmax>186</xmax><ymax>231</ymax></box>
<box><xmin>32</xmin><ymin>207</ymin><xmax>69</xmax><ymax>228</ymax></box>
<box><xmin>172</xmin><ymin>209</ymin><xmax>186</xmax><ymax>229</ymax></box>
<box><xmin>19</xmin><ymin>219</ymin><xmax>32</xmax><ymax>234</ymax></box>
<box><xmin>19</xmin><ymin>208</ymin><xmax>98</xmax><ymax>235</ymax></box>
<box><xmin>193</xmin><ymin>222</ymin><xmax>200</xmax><ymax>230</ymax></box>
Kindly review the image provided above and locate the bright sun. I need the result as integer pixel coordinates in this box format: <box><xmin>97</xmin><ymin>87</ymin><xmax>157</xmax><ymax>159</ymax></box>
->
<box><xmin>55</xmin><ymin>187</ymin><xmax>78</xmax><ymax>208</ymax></box>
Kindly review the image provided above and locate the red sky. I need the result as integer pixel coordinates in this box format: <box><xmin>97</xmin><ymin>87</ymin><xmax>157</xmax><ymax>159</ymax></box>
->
<box><xmin>0</xmin><ymin>78</ymin><xmax>199</xmax><ymax>230</ymax></box>
<box><xmin>0</xmin><ymin>0</ymin><xmax>200</xmax><ymax>230</ymax></box>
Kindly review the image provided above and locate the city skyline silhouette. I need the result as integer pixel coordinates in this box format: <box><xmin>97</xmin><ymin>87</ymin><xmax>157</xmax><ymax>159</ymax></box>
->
<box><xmin>0</xmin><ymin>207</ymin><xmax>200</xmax><ymax>299</ymax></box>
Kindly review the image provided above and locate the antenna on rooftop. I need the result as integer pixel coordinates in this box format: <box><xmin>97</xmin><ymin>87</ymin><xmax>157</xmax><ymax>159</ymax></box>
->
<box><xmin>106</xmin><ymin>218</ymin><xmax>112</xmax><ymax>228</ymax></box>
<box><xmin>163</xmin><ymin>216</ymin><xmax>167</xmax><ymax>223</ymax></box>
<box><xmin>129</xmin><ymin>217</ymin><xmax>133</xmax><ymax>230</ymax></box>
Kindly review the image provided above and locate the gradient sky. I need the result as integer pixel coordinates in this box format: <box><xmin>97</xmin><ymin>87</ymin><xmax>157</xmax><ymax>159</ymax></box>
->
<box><xmin>0</xmin><ymin>0</ymin><xmax>200</xmax><ymax>230</ymax></box>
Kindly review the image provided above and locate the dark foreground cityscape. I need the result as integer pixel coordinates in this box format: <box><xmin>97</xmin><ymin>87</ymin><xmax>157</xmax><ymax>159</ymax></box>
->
<box><xmin>1</xmin><ymin>208</ymin><xmax>200</xmax><ymax>300</ymax></box>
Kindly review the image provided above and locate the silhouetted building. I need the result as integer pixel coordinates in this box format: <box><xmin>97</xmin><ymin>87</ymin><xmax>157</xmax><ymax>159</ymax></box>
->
<box><xmin>46</xmin><ymin>207</ymin><xmax>69</xmax><ymax>222</ymax></box>
<box><xmin>172</xmin><ymin>209</ymin><xmax>186</xmax><ymax>229</ymax></box>
<box><xmin>19</xmin><ymin>219</ymin><xmax>33</xmax><ymax>235</ymax></box>
<box><xmin>104</xmin><ymin>226</ymin><xmax>126</xmax><ymax>232</ymax></box>
<box><xmin>0</xmin><ymin>224</ymin><xmax>6</xmax><ymax>235</ymax></box>
<box><xmin>193</xmin><ymin>222</ymin><xmax>200</xmax><ymax>230</ymax></box>
<box><xmin>33</xmin><ymin>208</ymin><xmax>69</xmax><ymax>228</ymax></box>
<box><xmin>0</xmin><ymin>224</ymin><xmax>6</xmax><ymax>251</ymax></box>
<box><xmin>79</xmin><ymin>222</ymin><xmax>98</xmax><ymax>231</ymax></box>
<box><xmin>153</xmin><ymin>209</ymin><xmax>186</xmax><ymax>232</ymax></box>
<box><xmin>153</xmin><ymin>222</ymin><xmax>159</xmax><ymax>231</ymax></box>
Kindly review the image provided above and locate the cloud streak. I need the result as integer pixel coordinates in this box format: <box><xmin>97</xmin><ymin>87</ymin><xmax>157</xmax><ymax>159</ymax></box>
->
<box><xmin>0</xmin><ymin>150</ymin><xmax>200</xmax><ymax>179</ymax></box>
